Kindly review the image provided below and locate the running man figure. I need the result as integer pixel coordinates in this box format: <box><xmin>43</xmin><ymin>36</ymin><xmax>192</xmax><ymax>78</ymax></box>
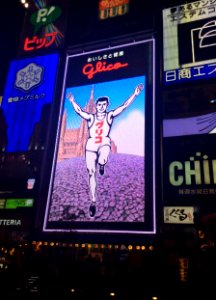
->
<box><xmin>67</xmin><ymin>83</ymin><xmax>144</xmax><ymax>217</ymax></box>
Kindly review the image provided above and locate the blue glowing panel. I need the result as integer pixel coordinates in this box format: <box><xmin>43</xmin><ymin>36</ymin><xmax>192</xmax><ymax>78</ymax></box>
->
<box><xmin>1</xmin><ymin>53</ymin><xmax>59</xmax><ymax>152</ymax></box>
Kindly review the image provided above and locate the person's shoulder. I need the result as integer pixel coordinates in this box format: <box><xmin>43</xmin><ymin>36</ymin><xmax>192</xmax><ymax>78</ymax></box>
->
<box><xmin>107</xmin><ymin>110</ymin><xmax>114</xmax><ymax>115</ymax></box>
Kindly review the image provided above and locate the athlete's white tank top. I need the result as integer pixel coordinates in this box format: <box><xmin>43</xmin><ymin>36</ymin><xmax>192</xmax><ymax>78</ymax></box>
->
<box><xmin>85</xmin><ymin>114</ymin><xmax>112</xmax><ymax>152</ymax></box>
<box><xmin>89</xmin><ymin>114</ymin><xmax>111</xmax><ymax>141</ymax></box>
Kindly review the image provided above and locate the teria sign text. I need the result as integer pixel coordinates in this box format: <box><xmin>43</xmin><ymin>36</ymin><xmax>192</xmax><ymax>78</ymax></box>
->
<box><xmin>0</xmin><ymin>219</ymin><xmax>21</xmax><ymax>226</ymax></box>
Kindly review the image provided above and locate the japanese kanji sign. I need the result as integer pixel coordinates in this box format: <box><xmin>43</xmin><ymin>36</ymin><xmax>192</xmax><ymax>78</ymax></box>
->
<box><xmin>163</xmin><ymin>0</ymin><xmax>216</xmax><ymax>84</ymax></box>
<box><xmin>164</xmin><ymin>206</ymin><xmax>194</xmax><ymax>224</ymax></box>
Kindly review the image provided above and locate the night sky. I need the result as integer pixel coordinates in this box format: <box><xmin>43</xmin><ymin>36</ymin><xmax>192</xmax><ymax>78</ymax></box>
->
<box><xmin>0</xmin><ymin>0</ymin><xmax>25</xmax><ymax>94</ymax></box>
<box><xmin>0</xmin><ymin>0</ymin><xmax>186</xmax><ymax>95</ymax></box>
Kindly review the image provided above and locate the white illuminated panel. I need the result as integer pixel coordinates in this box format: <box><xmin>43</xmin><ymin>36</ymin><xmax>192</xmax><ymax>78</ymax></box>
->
<box><xmin>163</xmin><ymin>1</ymin><xmax>216</xmax><ymax>84</ymax></box>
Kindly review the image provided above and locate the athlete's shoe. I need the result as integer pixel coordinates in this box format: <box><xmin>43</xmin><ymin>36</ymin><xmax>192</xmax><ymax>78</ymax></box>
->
<box><xmin>89</xmin><ymin>202</ymin><xmax>96</xmax><ymax>218</ymax></box>
<box><xmin>99</xmin><ymin>164</ymin><xmax>104</xmax><ymax>175</ymax></box>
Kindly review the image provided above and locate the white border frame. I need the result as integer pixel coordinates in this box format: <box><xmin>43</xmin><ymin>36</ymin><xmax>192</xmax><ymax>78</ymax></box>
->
<box><xmin>43</xmin><ymin>38</ymin><xmax>156</xmax><ymax>235</ymax></box>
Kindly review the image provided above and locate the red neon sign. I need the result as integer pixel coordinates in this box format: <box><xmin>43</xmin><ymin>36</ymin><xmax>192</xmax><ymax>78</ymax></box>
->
<box><xmin>82</xmin><ymin>61</ymin><xmax>129</xmax><ymax>79</ymax></box>
<box><xmin>23</xmin><ymin>32</ymin><xmax>57</xmax><ymax>51</ymax></box>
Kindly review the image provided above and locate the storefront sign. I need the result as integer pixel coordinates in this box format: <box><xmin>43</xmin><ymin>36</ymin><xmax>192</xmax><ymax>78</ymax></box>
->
<box><xmin>164</xmin><ymin>206</ymin><xmax>194</xmax><ymax>224</ymax></box>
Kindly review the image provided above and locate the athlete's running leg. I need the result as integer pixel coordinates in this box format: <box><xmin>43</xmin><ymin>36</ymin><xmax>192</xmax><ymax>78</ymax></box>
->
<box><xmin>86</xmin><ymin>150</ymin><xmax>97</xmax><ymax>217</ymax></box>
<box><xmin>98</xmin><ymin>145</ymin><xmax>111</xmax><ymax>175</ymax></box>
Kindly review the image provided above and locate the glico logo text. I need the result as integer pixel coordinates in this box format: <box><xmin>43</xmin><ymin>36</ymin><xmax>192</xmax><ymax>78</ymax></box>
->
<box><xmin>82</xmin><ymin>61</ymin><xmax>128</xmax><ymax>79</ymax></box>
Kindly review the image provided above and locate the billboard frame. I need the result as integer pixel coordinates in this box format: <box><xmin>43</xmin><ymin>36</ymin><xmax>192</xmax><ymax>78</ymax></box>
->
<box><xmin>43</xmin><ymin>38</ymin><xmax>156</xmax><ymax>236</ymax></box>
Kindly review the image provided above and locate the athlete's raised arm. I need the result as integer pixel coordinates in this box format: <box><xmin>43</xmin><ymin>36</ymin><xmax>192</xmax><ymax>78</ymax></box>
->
<box><xmin>67</xmin><ymin>92</ymin><xmax>92</xmax><ymax>120</ymax></box>
<box><xmin>109</xmin><ymin>83</ymin><xmax>144</xmax><ymax>119</ymax></box>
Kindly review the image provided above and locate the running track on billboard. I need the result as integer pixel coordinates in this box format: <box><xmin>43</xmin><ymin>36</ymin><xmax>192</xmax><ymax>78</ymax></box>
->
<box><xmin>48</xmin><ymin>153</ymin><xmax>145</xmax><ymax>222</ymax></box>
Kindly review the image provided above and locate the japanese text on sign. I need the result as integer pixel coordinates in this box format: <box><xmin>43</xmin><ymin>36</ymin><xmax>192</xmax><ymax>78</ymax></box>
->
<box><xmin>164</xmin><ymin>63</ymin><xmax>216</xmax><ymax>83</ymax></box>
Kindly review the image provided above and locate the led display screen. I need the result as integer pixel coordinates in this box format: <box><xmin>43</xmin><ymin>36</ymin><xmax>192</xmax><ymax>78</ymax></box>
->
<box><xmin>163</xmin><ymin>0</ymin><xmax>216</xmax><ymax>84</ymax></box>
<box><xmin>163</xmin><ymin>83</ymin><xmax>216</xmax><ymax>137</ymax></box>
<box><xmin>162</xmin><ymin>83</ymin><xmax>216</xmax><ymax>219</ymax></box>
<box><xmin>43</xmin><ymin>39</ymin><xmax>156</xmax><ymax>235</ymax></box>
<box><xmin>0</xmin><ymin>53</ymin><xmax>59</xmax><ymax>212</ymax></box>
<box><xmin>163</xmin><ymin>135</ymin><xmax>216</xmax><ymax>217</ymax></box>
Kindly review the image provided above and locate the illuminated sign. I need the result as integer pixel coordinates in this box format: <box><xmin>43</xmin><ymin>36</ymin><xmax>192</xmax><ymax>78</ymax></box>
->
<box><xmin>19</xmin><ymin>0</ymin><xmax>68</xmax><ymax>54</ymax></box>
<box><xmin>163</xmin><ymin>0</ymin><xmax>216</xmax><ymax>84</ymax></box>
<box><xmin>169</xmin><ymin>152</ymin><xmax>216</xmax><ymax>186</ymax></box>
<box><xmin>163</xmin><ymin>135</ymin><xmax>216</xmax><ymax>217</ymax></box>
<box><xmin>0</xmin><ymin>53</ymin><xmax>59</xmax><ymax>200</ymax></box>
<box><xmin>163</xmin><ymin>83</ymin><xmax>216</xmax><ymax>137</ymax></box>
<box><xmin>24</xmin><ymin>32</ymin><xmax>58</xmax><ymax>51</ymax></box>
<box><xmin>82</xmin><ymin>60</ymin><xmax>129</xmax><ymax>79</ymax></box>
<box><xmin>164</xmin><ymin>206</ymin><xmax>194</xmax><ymax>224</ymax></box>
<box><xmin>99</xmin><ymin>0</ymin><xmax>130</xmax><ymax>20</ymax></box>
<box><xmin>43</xmin><ymin>39</ymin><xmax>156</xmax><ymax>235</ymax></box>
<box><xmin>30</xmin><ymin>5</ymin><xmax>62</xmax><ymax>33</ymax></box>
<box><xmin>1</xmin><ymin>53</ymin><xmax>59</xmax><ymax>152</ymax></box>
<box><xmin>162</xmin><ymin>85</ymin><xmax>216</xmax><ymax>217</ymax></box>
<box><xmin>178</xmin><ymin>258</ymin><xmax>189</xmax><ymax>282</ymax></box>
<box><xmin>0</xmin><ymin>219</ymin><xmax>21</xmax><ymax>226</ymax></box>
<box><xmin>0</xmin><ymin>198</ymin><xmax>34</xmax><ymax>210</ymax></box>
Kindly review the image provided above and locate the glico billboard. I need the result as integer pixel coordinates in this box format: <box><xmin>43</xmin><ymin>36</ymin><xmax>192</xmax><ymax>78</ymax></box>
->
<box><xmin>0</xmin><ymin>53</ymin><xmax>59</xmax><ymax>230</ymax></box>
<box><xmin>43</xmin><ymin>39</ymin><xmax>156</xmax><ymax>235</ymax></box>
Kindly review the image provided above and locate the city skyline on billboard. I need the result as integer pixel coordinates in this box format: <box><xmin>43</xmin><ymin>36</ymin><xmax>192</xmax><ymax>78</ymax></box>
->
<box><xmin>43</xmin><ymin>39</ymin><xmax>156</xmax><ymax>235</ymax></box>
<box><xmin>163</xmin><ymin>0</ymin><xmax>216</xmax><ymax>84</ymax></box>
